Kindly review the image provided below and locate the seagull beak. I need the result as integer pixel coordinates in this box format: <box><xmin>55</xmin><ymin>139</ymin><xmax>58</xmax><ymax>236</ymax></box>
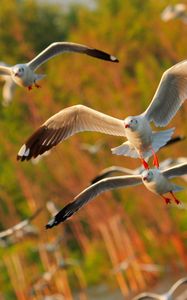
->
<box><xmin>125</xmin><ymin>124</ymin><xmax>130</xmax><ymax>128</ymax></box>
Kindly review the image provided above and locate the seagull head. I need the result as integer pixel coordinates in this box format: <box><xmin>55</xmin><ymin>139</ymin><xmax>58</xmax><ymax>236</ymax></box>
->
<box><xmin>124</xmin><ymin>116</ymin><xmax>139</xmax><ymax>131</ymax></box>
<box><xmin>142</xmin><ymin>169</ymin><xmax>155</xmax><ymax>182</ymax></box>
<box><xmin>12</xmin><ymin>64</ymin><xmax>26</xmax><ymax>78</ymax></box>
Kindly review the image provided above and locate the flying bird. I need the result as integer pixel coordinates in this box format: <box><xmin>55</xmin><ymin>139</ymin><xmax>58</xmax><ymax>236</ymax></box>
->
<box><xmin>0</xmin><ymin>62</ymin><xmax>16</xmax><ymax>106</ymax></box>
<box><xmin>91</xmin><ymin>156</ymin><xmax>187</xmax><ymax>184</ymax></box>
<box><xmin>46</xmin><ymin>163</ymin><xmax>187</xmax><ymax>228</ymax></box>
<box><xmin>161</xmin><ymin>4</ymin><xmax>187</xmax><ymax>23</ymax></box>
<box><xmin>32</xmin><ymin>258</ymin><xmax>78</xmax><ymax>293</ymax></box>
<box><xmin>132</xmin><ymin>277</ymin><xmax>187</xmax><ymax>300</ymax></box>
<box><xmin>0</xmin><ymin>42</ymin><xmax>118</xmax><ymax>90</ymax></box>
<box><xmin>90</xmin><ymin>133</ymin><xmax>186</xmax><ymax>184</ymax></box>
<box><xmin>17</xmin><ymin>59</ymin><xmax>187</xmax><ymax>168</ymax></box>
<box><xmin>0</xmin><ymin>207</ymin><xmax>42</xmax><ymax>239</ymax></box>
<box><xmin>112</xmin><ymin>259</ymin><xmax>163</xmax><ymax>274</ymax></box>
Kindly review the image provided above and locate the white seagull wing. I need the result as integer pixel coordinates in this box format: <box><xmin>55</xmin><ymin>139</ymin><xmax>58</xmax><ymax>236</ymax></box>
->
<box><xmin>132</xmin><ymin>292</ymin><xmax>160</xmax><ymax>300</ymax></box>
<box><xmin>27</xmin><ymin>42</ymin><xmax>118</xmax><ymax>70</ymax></box>
<box><xmin>91</xmin><ymin>166</ymin><xmax>137</xmax><ymax>184</ymax></box>
<box><xmin>0</xmin><ymin>66</ymin><xmax>12</xmax><ymax>76</ymax></box>
<box><xmin>167</xmin><ymin>277</ymin><xmax>187</xmax><ymax>296</ymax></box>
<box><xmin>2</xmin><ymin>77</ymin><xmax>16</xmax><ymax>106</ymax></box>
<box><xmin>0</xmin><ymin>207</ymin><xmax>42</xmax><ymax>238</ymax></box>
<box><xmin>17</xmin><ymin>105</ymin><xmax>126</xmax><ymax>161</ymax></box>
<box><xmin>0</xmin><ymin>220</ymin><xmax>28</xmax><ymax>238</ymax></box>
<box><xmin>46</xmin><ymin>175</ymin><xmax>142</xmax><ymax>227</ymax></box>
<box><xmin>142</xmin><ymin>60</ymin><xmax>187</xmax><ymax>127</ymax></box>
<box><xmin>162</xmin><ymin>163</ymin><xmax>187</xmax><ymax>178</ymax></box>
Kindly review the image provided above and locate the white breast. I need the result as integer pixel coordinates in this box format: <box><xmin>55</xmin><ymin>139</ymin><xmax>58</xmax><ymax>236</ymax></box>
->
<box><xmin>143</xmin><ymin>173</ymin><xmax>172</xmax><ymax>195</ymax></box>
<box><xmin>125</xmin><ymin>117</ymin><xmax>152</xmax><ymax>153</ymax></box>
<box><xmin>12</xmin><ymin>66</ymin><xmax>35</xmax><ymax>87</ymax></box>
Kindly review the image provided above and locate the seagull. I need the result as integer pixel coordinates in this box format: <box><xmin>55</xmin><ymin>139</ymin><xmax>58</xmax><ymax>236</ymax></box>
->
<box><xmin>90</xmin><ymin>156</ymin><xmax>187</xmax><ymax>184</ymax></box>
<box><xmin>17</xmin><ymin>56</ymin><xmax>187</xmax><ymax>169</ymax></box>
<box><xmin>32</xmin><ymin>258</ymin><xmax>78</xmax><ymax>292</ymax></box>
<box><xmin>112</xmin><ymin>259</ymin><xmax>163</xmax><ymax>274</ymax></box>
<box><xmin>17</xmin><ymin>59</ymin><xmax>187</xmax><ymax>167</ymax></box>
<box><xmin>0</xmin><ymin>62</ymin><xmax>16</xmax><ymax>106</ymax></box>
<box><xmin>91</xmin><ymin>136</ymin><xmax>186</xmax><ymax>184</ymax></box>
<box><xmin>161</xmin><ymin>4</ymin><xmax>187</xmax><ymax>23</ymax></box>
<box><xmin>0</xmin><ymin>207</ymin><xmax>42</xmax><ymax>239</ymax></box>
<box><xmin>46</xmin><ymin>163</ymin><xmax>187</xmax><ymax>228</ymax></box>
<box><xmin>0</xmin><ymin>42</ymin><xmax>118</xmax><ymax>90</ymax></box>
<box><xmin>132</xmin><ymin>277</ymin><xmax>187</xmax><ymax>300</ymax></box>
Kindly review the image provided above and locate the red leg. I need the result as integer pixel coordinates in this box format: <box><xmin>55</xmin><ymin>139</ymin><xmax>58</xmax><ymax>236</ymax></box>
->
<box><xmin>161</xmin><ymin>195</ymin><xmax>171</xmax><ymax>204</ymax></box>
<box><xmin>28</xmin><ymin>86</ymin><xmax>32</xmax><ymax>91</ymax></box>
<box><xmin>151</xmin><ymin>148</ymin><xmax>159</xmax><ymax>168</ymax></box>
<box><xmin>141</xmin><ymin>158</ymin><xmax>149</xmax><ymax>169</ymax></box>
<box><xmin>170</xmin><ymin>191</ymin><xmax>181</xmax><ymax>205</ymax></box>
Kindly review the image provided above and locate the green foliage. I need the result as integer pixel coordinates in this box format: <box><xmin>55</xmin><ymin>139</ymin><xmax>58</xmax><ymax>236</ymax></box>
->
<box><xmin>82</xmin><ymin>242</ymin><xmax>109</xmax><ymax>285</ymax></box>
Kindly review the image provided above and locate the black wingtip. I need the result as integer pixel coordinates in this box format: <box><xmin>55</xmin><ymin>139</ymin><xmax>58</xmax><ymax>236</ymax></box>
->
<box><xmin>112</xmin><ymin>57</ymin><xmax>119</xmax><ymax>63</ymax></box>
<box><xmin>45</xmin><ymin>217</ymin><xmax>57</xmax><ymax>229</ymax></box>
<box><xmin>91</xmin><ymin>176</ymin><xmax>101</xmax><ymax>185</ymax></box>
<box><xmin>46</xmin><ymin>202</ymin><xmax>77</xmax><ymax>229</ymax></box>
<box><xmin>164</xmin><ymin>135</ymin><xmax>186</xmax><ymax>147</ymax></box>
<box><xmin>109</xmin><ymin>55</ymin><xmax>119</xmax><ymax>63</ymax></box>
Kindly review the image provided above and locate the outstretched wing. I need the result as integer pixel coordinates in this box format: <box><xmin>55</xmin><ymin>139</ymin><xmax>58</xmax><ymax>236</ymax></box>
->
<box><xmin>132</xmin><ymin>292</ymin><xmax>159</xmax><ymax>300</ymax></box>
<box><xmin>91</xmin><ymin>166</ymin><xmax>137</xmax><ymax>184</ymax></box>
<box><xmin>46</xmin><ymin>175</ymin><xmax>142</xmax><ymax>228</ymax></box>
<box><xmin>0</xmin><ymin>207</ymin><xmax>42</xmax><ymax>238</ymax></box>
<box><xmin>0</xmin><ymin>65</ymin><xmax>12</xmax><ymax>76</ymax></box>
<box><xmin>142</xmin><ymin>60</ymin><xmax>187</xmax><ymax>127</ymax></box>
<box><xmin>28</xmin><ymin>42</ymin><xmax>118</xmax><ymax>70</ymax></box>
<box><xmin>2</xmin><ymin>77</ymin><xmax>16</xmax><ymax>106</ymax></box>
<box><xmin>17</xmin><ymin>105</ymin><xmax>126</xmax><ymax>161</ymax></box>
<box><xmin>168</xmin><ymin>277</ymin><xmax>187</xmax><ymax>296</ymax></box>
<box><xmin>162</xmin><ymin>163</ymin><xmax>187</xmax><ymax>178</ymax></box>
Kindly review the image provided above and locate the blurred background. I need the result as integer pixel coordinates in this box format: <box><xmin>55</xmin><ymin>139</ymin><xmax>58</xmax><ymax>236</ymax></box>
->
<box><xmin>0</xmin><ymin>0</ymin><xmax>187</xmax><ymax>299</ymax></box>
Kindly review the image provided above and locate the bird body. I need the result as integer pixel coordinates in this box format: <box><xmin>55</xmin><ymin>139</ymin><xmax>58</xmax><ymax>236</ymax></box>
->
<box><xmin>10</xmin><ymin>64</ymin><xmax>45</xmax><ymax>88</ymax></box>
<box><xmin>142</xmin><ymin>169</ymin><xmax>182</xmax><ymax>195</ymax></box>
<box><xmin>124</xmin><ymin>115</ymin><xmax>152</xmax><ymax>153</ymax></box>
<box><xmin>112</xmin><ymin>115</ymin><xmax>174</xmax><ymax>161</ymax></box>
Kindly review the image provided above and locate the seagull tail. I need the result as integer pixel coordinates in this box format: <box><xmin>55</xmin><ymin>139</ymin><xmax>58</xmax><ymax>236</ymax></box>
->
<box><xmin>172</xmin><ymin>184</ymin><xmax>185</xmax><ymax>192</ymax></box>
<box><xmin>152</xmin><ymin>127</ymin><xmax>175</xmax><ymax>153</ymax></box>
<box><xmin>111</xmin><ymin>141</ymin><xmax>139</xmax><ymax>158</ymax></box>
<box><xmin>36</xmin><ymin>74</ymin><xmax>46</xmax><ymax>81</ymax></box>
